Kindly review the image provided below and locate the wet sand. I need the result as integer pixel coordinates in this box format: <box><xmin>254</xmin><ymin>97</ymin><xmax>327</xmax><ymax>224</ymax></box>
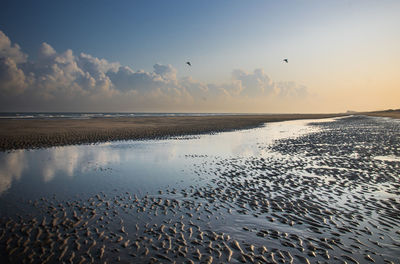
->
<box><xmin>0</xmin><ymin>114</ymin><xmax>343</xmax><ymax>151</ymax></box>
<box><xmin>0</xmin><ymin>116</ymin><xmax>399</xmax><ymax>263</ymax></box>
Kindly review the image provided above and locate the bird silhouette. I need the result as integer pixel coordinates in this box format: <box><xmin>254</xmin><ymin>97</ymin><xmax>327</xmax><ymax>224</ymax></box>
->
<box><xmin>186</xmin><ymin>61</ymin><xmax>191</xmax><ymax>66</ymax></box>
<box><xmin>283</xmin><ymin>59</ymin><xmax>288</xmax><ymax>63</ymax></box>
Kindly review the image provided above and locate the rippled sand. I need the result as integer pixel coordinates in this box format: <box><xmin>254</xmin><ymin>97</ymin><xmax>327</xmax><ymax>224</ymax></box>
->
<box><xmin>0</xmin><ymin>116</ymin><xmax>399</xmax><ymax>263</ymax></box>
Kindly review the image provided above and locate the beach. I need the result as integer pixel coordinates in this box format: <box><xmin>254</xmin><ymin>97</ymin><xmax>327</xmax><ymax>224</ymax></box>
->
<box><xmin>1</xmin><ymin>0</ymin><xmax>399</xmax><ymax>262</ymax></box>
<box><xmin>0</xmin><ymin>115</ymin><xmax>399</xmax><ymax>263</ymax></box>
<box><xmin>363</xmin><ymin>109</ymin><xmax>400</xmax><ymax>119</ymax></box>
<box><xmin>0</xmin><ymin>113</ymin><xmax>343</xmax><ymax>151</ymax></box>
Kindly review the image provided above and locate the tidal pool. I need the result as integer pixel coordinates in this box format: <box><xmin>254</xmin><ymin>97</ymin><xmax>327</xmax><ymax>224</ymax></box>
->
<box><xmin>0</xmin><ymin>116</ymin><xmax>399</xmax><ymax>263</ymax></box>
<box><xmin>0</xmin><ymin>117</ymin><xmax>324</xmax><ymax>201</ymax></box>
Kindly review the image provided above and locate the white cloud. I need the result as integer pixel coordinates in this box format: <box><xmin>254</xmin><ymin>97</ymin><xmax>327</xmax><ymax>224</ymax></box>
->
<box><xmin>0</xmin><ymin>57</ymin><xmax>29</xmax><ymax>95</ymax></box>
<box><xmin>39</xmin><ymin>42</ymin><xmax>56</xmax><ymax>58</ymax></box>
<box><xmin>0</xmin><ymin>30</ymin><xmax>308</xmax><ymax>112</ymax></box>
<box><xmin>0</xmin><ymin>31</ymin><xmax>27</xmax><ymax>64</ymax></box>
<box><xmin>153</xmin><ymin>63</ymin><xmax>177</xmax><ymax>81</ymax></box>
<box><xmin>78</xmin><ymin>52</ymin><xmax>120</xmax><ymax>76</ymax></box>
<box><xmin>232</xmin><ymin>68</ymin><xmax>274</xmax><ymax>96</ymax></box>
<box><xmin>229</xmin><ymin>68</ymin><xmax>308</xmax><ymax>98</ymax></box>
<box><xmin>0</xmin><ymin>31</ymin><xmax>30</xmax><ymax>95</ymax></box>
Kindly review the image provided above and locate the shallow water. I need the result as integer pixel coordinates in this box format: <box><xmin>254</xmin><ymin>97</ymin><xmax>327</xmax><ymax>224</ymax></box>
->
<box><xmin>0</xmin><ymin>116</ymin><xmax>399</xmax><ymax>263</ymax></box>
<box><xmin>0</xmin><ymin>117</ymin><xmax>323</xmax><ymax>200</ymax></box>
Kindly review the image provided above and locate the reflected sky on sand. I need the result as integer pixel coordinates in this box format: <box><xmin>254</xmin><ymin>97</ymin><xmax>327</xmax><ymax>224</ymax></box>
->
<box><xmin>0</xmin><ymin>118</ymin><xmax>324</xmax><ymax>200</ymax></box>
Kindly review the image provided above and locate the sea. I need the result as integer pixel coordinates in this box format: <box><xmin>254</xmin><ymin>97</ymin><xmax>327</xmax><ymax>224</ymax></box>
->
<box><xmin>0</xmin><ymin>112</ymin><xmax>260</xmax><ymax>119</ymax></box>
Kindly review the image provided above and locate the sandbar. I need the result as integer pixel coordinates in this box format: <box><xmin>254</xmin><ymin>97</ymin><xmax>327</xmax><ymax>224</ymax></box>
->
<box><xmin>0</xmin><ymin>114</ymin><xmax>345</xmax><ymax>151</ymax></box>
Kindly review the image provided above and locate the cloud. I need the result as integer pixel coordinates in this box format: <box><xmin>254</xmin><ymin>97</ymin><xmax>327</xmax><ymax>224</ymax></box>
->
<box><xmin>0</xmin><ymin>57</ymin><xmax>29</xmax><ymax>95</ymax></box>
<box><xmin>276</xmin><ymin>81</ymin><xmax>308</xmax><ymax>98</ymax></box>
<box><xmin>232</xmin><ymin>68</ymin><xmax>273</xmax><ymax>96</ymax></box>
<box><xmin>39</xmin><ymin>42</ymin><xmax>56</xmax><ymax>58</ymax></box>
<box><xmin>0</xmin><ymin>31</ymin><xmax>27</xmax><ymax>64</ymax></box>
<box><xmin>230</xmin><ymin>68</ymin><xmax>308</xmax><ymax>98</ymax></box>
<box><xmin>0</xmin><ymin>30</ymin><xmax>308</xmax><ymax>112</ymax></box>
<box><xmin>0</xmin><ymin>31</ymin><xmax>30</xmax><ymax>95</ymax></box>
<box><xmin>153</xmin><ymin>63</ymin><xmax>177</xmax><ymax>81</ymax></box>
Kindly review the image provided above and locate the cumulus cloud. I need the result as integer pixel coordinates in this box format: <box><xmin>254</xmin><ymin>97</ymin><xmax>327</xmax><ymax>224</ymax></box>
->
<box><xmin>232</xmin><ymin>68</ymin><xmax>273</xmax><ymax>96</ymax></box>
<box><xmin>0</xmin><ymin>31</ymin><xmax>30</xmax><ymax>95</ymax></box>
<box><xmin>0</xmin><ymin>57</ymin><xmax>29</xmax><ymax>95</ymax></box>
<box><xmin>231</xmin><ymin>68</ymin><xmax>308</xmax><ymax>98</ymax></box>
<box><xmin>0</xmin><ymin>31</ymin><xmax>27</xmax><ymax>64</ymax></box>
<box><xmin>0</xmin><ymin>30</ymin><xmax>308</xmax><ymax>112</ymax></box>
<box><xmin>153</xmin><ymin>63</ymin><xmax>177</xmax><ymax>81</ymax></box>
<box><xmin>39</xmin><ymin>42</ymin><xmax>56</xmax><ymax>58</ymax></box>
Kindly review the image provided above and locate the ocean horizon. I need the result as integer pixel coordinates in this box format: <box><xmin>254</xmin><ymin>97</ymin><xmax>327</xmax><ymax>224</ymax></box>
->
<box><xmin>0</xmin><ymin>112</ymin><xmax>280</xmax><ymax>119</ymax></box>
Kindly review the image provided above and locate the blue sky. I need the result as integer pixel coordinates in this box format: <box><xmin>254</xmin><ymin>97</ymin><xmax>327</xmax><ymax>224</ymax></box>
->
<box><xmin>2</xmin><ymin>1</ymin><xmax>300</xmax><ymax>78</ymax></box>
<box><xmin>0</xmin><ymin>0</ymin><xmax>399</xmax><ymax>112</ymax></box>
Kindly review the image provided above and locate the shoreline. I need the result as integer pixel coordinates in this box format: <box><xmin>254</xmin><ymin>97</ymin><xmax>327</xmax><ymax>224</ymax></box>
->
<box><xmin>1</xmin><ymin>113</ymin><xmax>346</xmax><ymax>151</ymax></box>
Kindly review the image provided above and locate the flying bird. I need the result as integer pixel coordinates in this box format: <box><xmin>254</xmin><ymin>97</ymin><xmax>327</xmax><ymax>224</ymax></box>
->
<box><xmin>283</xmin><ymin>59</ymin><xmax>288</xmax><ymax>63</ymax></box>
<box><xmin>186</xmin><ymin>61</ymin><xmax>191</xmax><ymax>66</ymax></box>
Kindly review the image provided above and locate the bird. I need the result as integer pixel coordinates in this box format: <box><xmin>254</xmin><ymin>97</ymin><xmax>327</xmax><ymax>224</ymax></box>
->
<box><xmin>186</xmin><ymin>61</ymin><xmax>191</xmax><ymax>66</ymax></box>
<box><xmin>283</xmin><ymin>59</ymin><xmax>288</xmax><ymax>63</ymax></box>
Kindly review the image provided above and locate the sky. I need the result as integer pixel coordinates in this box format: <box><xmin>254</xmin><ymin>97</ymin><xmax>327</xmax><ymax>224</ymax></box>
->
<box><xmin>0</xmin><ymin>0</ymin><xmax>399</xmax><ymax>113</ymax></box>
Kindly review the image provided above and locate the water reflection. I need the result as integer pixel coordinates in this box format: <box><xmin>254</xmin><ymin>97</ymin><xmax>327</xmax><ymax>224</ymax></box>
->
<box><xmin>0</xmin><ymin>150</ymin><xmax>26</xmax><ymax>194</ymax></box>
<box><xmin>41</xmin><ymin>146</ymin><xmax>122</xmax><ymax>182</ymax></box>
<box><xmin>0</xmin><ymin>118</ymin><xmax>323</xmax><ymax>197</ymax></box>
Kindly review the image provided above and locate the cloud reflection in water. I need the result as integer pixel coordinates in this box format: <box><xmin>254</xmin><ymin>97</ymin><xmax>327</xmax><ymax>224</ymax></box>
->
<box><xmin>0</xmin><ymin>150</ymin><xmax>26</xmax><ymax>194</ymax></box>
<box><xmin>0</xmin><ymin>118</ymin><xmax>327</xmax><ymax>196</ymax></box>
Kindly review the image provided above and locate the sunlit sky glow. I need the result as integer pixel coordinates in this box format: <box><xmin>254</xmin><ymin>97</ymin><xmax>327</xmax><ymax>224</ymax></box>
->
<box><xmin>0</xmin><ymin>0</ymin><xmax>399</xmax><ymax>113</ymax></box>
